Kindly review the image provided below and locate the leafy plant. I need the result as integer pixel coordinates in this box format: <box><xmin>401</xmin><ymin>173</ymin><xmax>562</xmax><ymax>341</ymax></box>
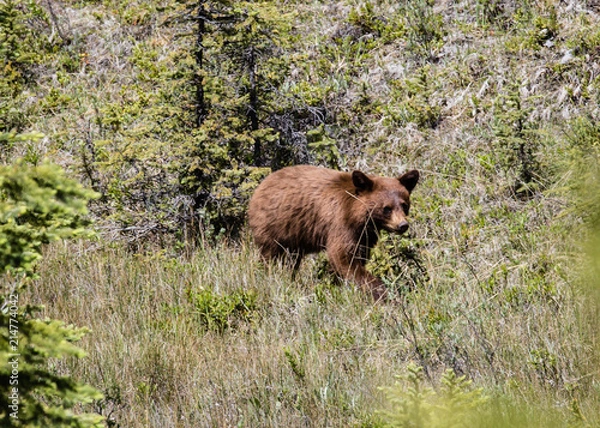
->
<box><xmin>402</xmin><ymin>0</ymin><xmax>445</xmax><ymax>61</ymax></box>
<box><xmin>283</xmin><ymin>346</ymin><xmax>306</xmax><ymax>382</ymax></box>
<box><xmin>173</xmin><ymin>1</ymin><xmax>300</xmax><ymax>237</ymax></box>
<box><xmin>561</xmin><ymin>116</ymin><xmax>600</xmax><ymax>303</ymax></box>
<box><xmin>306</xmin><ymin>124</ymin><xmax>343</xmax><ymax>169</ymax></box>
<box><xmin>506</xmin><ymin>2</ymin><xmax>558</xmax><ymax>51</ymax></box>
<box><xmin>0</xmin><ymin>0</ymin><xmax>53</xmax><ymax>131</ymax></box>
<box><xmin>379</xmin><ymin>363</ymin><xmax>488</xmax><ymax>428</ymax></box>
<box><xmin>368</xmin><ymin>233</ymin><xmax>428</xmax><ymax>297</ymax></box>
<box><xmin>346</xmin><ymin>1</ymin><xmax>405</xmax><ymax>45</ymax></box>
<box><xmin>187</xmin><ymin>286</ymin><xmax>258</xmax><ymax>333</ymax></box>
<box><xmin>475</xmin><ymin>0</ymin><xmax>508</xmax><ymax>29</ymax></box>
<box><xmin>0</xmin><ymin>158</ymin><xmax>97</xmax><ymax>276</ymax></box>
<box><xmin>387</xmin><ymin>65</ymin><xmax>442</xmax><ymax>129</ymax></box>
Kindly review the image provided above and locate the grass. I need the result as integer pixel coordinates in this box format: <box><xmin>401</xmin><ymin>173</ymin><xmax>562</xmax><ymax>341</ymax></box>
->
<box><xmin>20</xmin><ymin>218</ymin><xmax>597</xmax><ymax>426</ymax></box>
<box><xmin>27</xmin><ymin>240</ymin><xmax>391</xmax><ymax>426</ymax></box>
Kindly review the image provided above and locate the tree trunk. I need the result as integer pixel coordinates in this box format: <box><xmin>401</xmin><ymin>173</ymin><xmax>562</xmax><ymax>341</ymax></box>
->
<box><xmin>248</xmin><ymin>46</ymin><xmax>261</xmax><ymax>165</ymax></box>
<box><xmin>195</xmin><ymin>0</ymin><xmax>207</xmax><ymax>127</ymax></box>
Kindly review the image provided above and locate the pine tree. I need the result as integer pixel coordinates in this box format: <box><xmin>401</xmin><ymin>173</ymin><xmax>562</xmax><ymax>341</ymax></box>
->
<box><xmin>0</xmin><ymin>133</ymin><xmax>103</xmax><ymax>427</ymax></box>
<box><xmin>176</xmin><ymin>0</ymin><xmax>294</xmax><ymax>236</ymax></box>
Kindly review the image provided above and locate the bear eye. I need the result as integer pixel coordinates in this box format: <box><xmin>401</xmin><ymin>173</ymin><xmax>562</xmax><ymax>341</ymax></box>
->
<box><xmin>383</xmin><ymin>206</ymin><xmax>393</xmax><ymax>216</ymax></box>
<box><xmin>401</xmin><ymin>203</ymin><xmax>410</xmax><ymax>215</ymax></box>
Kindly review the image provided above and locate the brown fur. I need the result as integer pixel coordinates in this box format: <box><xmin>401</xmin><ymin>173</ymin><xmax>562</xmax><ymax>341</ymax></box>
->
<box><xmin>248</xmin><ymin>165</ymin><xmax>419</xmax><ymax>302</ymax></box>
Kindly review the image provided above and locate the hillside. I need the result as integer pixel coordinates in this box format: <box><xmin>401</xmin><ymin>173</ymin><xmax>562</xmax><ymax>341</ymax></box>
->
<box><xmin>2</xmin><ymin>0</ymin><xmax>600</xmax><ymax>426</ymax></box>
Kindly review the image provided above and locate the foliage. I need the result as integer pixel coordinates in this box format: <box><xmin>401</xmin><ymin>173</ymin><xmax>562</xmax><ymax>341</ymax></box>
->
<box><xmin>187</xmin><ymin>285</ymin><xmax>258</xmax><ymax>333</ymax></box>
<box><xmin>387</xmin><ymin>65</ymin><xmax>442</xmax><ymax>129</ymax></box>
<box><xmin>367</xmin><ymin>232</ymin><xmax>428</xmax><ymax>297</ymax></box>
<box><xmin>1</xmin><ymin>0</ymin><xmax>600</xmax><ymax>425</ymax></box>
<box><xmin>0</xmin><ymin>153</ymin><xmax>97</xmax><ymax>275</ymax></box>
<box><xmin>379</xmin><ymin>363</ymin><xmax>488</xmax><ymax>428</ymax></box>
<box><xmin>0</xmin><ymin>0</ymin><xmax>53</xmax><ymax>131</ymax></box>
<box><xmin>0</xmin><ymin>133</ymin><xmax>102</xmax><ymax>426</ymax></box>
<box><xmin>402</xmin><ymin>0</ymin><xmax>445</xmax><ymax>61</ymax></box>
<box><xmin>561</xmin><ymin>116</ymin><xmax>600</xmax><ymax>309</ymax></box>
<box><xmin>475</xmin><ymin>0</ymin><xmax>507</xmax><ymax>28</ymax></box>
<box><xmin>0</xmin><ymin>317</ymin><xmax>103</xmax><ymax>427</ymax></box>
<box><xmin>562</xmin><ymin>117</ymin><xmax>600</xmax><ymax>224</ymax></box>
<box><xmin>174</xmin><ymin>0</ymin><xmax>302</xmax><ymax>236</ymax></box>
<box><xmin>506</xmin><ymin>1</ymin><xmax>559</xmax><ymax>51</ymax></box>
<box><xmin>346</xmin><ymin>1</ymin><xmax>405</xmax><ymax>45</ymax></box>
<box><xmin>491</xmin><ymin>73</ymin><xmax>542</xmax><ymax>195</ymax></box>
<box><xmin>306</xmin><ymin>124</ymin><xmax>343</xmax><ymax>169</ymax></box>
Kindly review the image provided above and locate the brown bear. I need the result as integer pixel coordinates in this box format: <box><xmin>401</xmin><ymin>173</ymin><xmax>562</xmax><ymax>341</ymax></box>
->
<box><xmin>248</xmin><ymin>165</ymin><xmax>419</xmax><ymax>302</ymax></box>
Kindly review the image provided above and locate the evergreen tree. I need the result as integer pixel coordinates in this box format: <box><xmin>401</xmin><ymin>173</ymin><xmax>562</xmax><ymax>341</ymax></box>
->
<box><xmin>176</xmin><ymin>0</ymin><xmax>295</xmax><ymax>236</ymax></box>
<box><xmin>0</xmin><ymin>132</ymin><xmax>103</xmax><ymax>427</ymax></box>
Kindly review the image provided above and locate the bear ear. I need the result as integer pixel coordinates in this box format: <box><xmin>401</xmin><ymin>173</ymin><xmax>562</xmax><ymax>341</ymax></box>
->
<box><xmin>399</xmin><ymin>169</ymin><xmax>419</xmax><ymax>192</ymax></box>
<box><xmin>352</xmin><ymin>170</ymin><xmax>374</xmax><ymax>192</ymax></box>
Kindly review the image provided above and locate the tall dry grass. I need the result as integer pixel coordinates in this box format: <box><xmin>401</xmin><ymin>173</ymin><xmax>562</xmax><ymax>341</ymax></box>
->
<box><xmin>20</xmin><ymin>223</ymin><xmax>596</xmax><ymax>427</ymax></box>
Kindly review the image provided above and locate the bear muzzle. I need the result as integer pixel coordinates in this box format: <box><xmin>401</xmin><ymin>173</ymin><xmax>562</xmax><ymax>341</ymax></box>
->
<box><xmin>396</xmin><ymin>220</ymin><xmax>409</xmax><ymax>234</ymax></box>
<box><xmin>383</xmin><ymin>219</ymin><xmax>409</xmax><ymax>234</ymax></box>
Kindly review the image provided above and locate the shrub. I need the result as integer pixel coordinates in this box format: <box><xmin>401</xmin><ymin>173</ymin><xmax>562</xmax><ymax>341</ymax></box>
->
<box><xmin>187</xmin><ymin>286</ymin><xmax>259</xmax><ymax>333</ymax></box>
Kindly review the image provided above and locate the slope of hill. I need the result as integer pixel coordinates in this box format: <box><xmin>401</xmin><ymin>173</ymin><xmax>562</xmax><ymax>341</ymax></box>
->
<box><xmin>2</xmin><ymin>0</ymin><xmax>599</xmax><ymax>426</ymax></box>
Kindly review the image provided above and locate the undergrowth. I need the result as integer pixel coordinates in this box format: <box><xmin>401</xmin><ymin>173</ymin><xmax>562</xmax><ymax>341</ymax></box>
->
<box><xmin>18</xmin><ymin>231</ymin><xmax>598</xmax><ymax>426</ymax></box>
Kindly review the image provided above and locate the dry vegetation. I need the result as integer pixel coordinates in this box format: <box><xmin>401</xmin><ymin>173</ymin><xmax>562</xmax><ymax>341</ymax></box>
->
<box><xmin>29</xmin><ymin>234</ymin><xmax>595</xmax><ymax>427</ymax></box>
<box><xmin>2</xmin><ymin>0</ymin><xmax>600</xmax><ymax>426</ymax></box>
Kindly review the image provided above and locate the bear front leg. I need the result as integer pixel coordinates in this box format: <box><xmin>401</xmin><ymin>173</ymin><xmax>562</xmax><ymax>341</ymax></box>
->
<box><xmin>327</xmin><ymin>245</ymin><xmax>388</xmax><ymax>302</ymax></box>
<box><xmin>353</xmin><ymin>265</ymin><xmax>388</xmax><ymax>303</ymax></box>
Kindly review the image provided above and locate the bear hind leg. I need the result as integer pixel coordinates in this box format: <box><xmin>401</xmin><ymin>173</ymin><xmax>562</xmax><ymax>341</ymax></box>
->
<box><xmin>257</xmin><ymin>241</ymin><xmax>303</xmax><ymax>277</ymax></box>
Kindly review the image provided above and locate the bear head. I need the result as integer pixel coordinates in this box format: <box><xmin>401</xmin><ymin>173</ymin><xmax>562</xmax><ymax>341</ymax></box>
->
<box><xmin>352</xmin><ymin>169</ymin><xmax>420</xmax><ymax>234</ymax></box>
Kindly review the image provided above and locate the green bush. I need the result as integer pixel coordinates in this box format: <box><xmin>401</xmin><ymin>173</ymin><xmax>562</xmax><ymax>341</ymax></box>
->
<box><xmin>491</xmin><ymin>75</ymin><xmax>543</xmax><ymax>195</ymax></box>
<box><xmin>402</xmin><ymin>0</ymin><xmax>445</xmax><ymax>61</ymax></box>
<box><xmin>187</xmin><ymin>286</ymin><xmax>259</xmax><ymax>333</ymax></box>
<box><xmin>387</xmin><ymin>66</ymin><xmax>442</xmax><ymax>129</ymax></box>
<box><xmin>0</xmin><ymin>0</ymin><xmax>53</xmax><ymax>132</ymax></box>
